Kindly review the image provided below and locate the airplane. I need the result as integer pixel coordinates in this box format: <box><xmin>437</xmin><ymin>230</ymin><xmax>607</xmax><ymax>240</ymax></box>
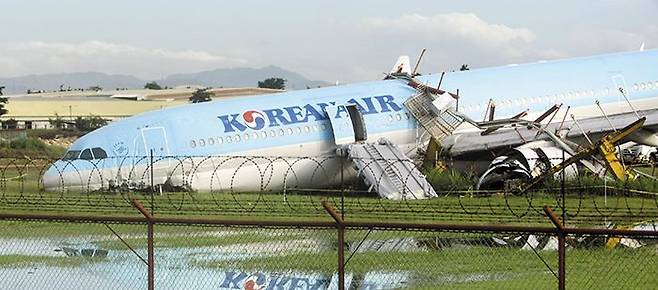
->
<box><xmin>41</xmin><ymin>48</ymin><xmax>658</xmax><ymax>199</ymax></box>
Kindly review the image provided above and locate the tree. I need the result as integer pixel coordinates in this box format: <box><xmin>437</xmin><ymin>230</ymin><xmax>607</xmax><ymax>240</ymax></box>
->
<box><xmin>74</xmin><ymin>115</ymin><xmax>108</xmax><ymax>131</ymax></box>
<box><xmin>2</xmin><ymin>119</ymin><xmax>17</xmax><ymax>130</ymax></box>
<box><xmin>144</xmin><ymin>81</ymin><xmax>163</xmax><ymax>90</ymax></box>
<box><xmin>189</xmin><ymin>88</ymin><xmax>214</xmax><ymax>103</ymax></box>
<box><xmin>459</xmin><ymin>64</ymin><xmax>470</xmax><ymax>71</ymax></box>
<box><xmin>0</xmin><ymin>88</ymin><xmax>7</xmax><ymax>117</ymax></box>
<box><xmin>49</xmin><ymin>113</ymin><xmax>67</xmax><ymax>129</ymax></box>
<box><xmin>258</xmin><ymin>77</ymin><xmax>286</xmax><ymax>90</ymax></box>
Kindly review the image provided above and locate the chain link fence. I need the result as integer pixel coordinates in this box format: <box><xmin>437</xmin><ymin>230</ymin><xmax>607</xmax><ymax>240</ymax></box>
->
<box><xmin>0</xmin><ymin>202</ymin><xmax>655</xmax><ymax>289</ymax></box>
<box><xmin>0</xmin><ymin>220</ymin><xmax>147</xmax><ymax>289</ymax></box>
<box><xmin>565</xmin><ymin>232</ymin><xmax>658</xmax><ymax>289</ymax></box>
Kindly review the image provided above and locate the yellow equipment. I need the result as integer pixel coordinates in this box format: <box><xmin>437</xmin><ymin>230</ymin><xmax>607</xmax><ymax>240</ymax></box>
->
<box><xmin>516</xmin><ymin>117</ymin><xmax>645</xmax><ymax>194</ymax></box>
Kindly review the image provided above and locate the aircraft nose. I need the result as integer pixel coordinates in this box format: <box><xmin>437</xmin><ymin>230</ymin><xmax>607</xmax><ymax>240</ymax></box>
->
<box><xmin>41</xmin><ymin>163</ymin><xmax>62</xmax><ymax>191</ymax></box>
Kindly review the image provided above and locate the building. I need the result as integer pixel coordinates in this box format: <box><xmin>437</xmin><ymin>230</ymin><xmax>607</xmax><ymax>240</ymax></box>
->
<box><xmin>0</xmin><ymin>87</ymin><xmax>282</xmax><ymax>129</ymax></box>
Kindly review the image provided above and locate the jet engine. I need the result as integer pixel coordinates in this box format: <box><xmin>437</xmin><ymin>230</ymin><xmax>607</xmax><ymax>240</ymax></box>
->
<box><xmin>476</xmin><ymin>141</ymin><xmax>578</xmax><ymax>190</ymax></box>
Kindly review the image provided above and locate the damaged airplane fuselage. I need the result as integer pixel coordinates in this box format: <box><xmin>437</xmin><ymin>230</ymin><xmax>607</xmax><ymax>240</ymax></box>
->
<box><xmin>42</xmin><ymin>49</ymin><xmax>658</xmax><ymax>197</ymax></box>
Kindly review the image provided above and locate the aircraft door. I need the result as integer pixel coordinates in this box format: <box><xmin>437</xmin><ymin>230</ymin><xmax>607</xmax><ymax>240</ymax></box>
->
<box><xmin>141</xmin><ymin>126</ymin><xmax>171</xmax><ymax>170</ymax></box>
<box><xmin>324</xmin><ymin>104</ymin><xmax>367</xmax><ymax>146</ymax></box>
<box><xmin>141</xmin><ymin>126</ymin><xmax>170</xmax><ymax>156</ymax></box>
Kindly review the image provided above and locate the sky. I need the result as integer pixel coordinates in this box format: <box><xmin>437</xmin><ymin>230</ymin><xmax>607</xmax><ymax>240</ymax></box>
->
<box><xmin>1</xmin><ymin>0</ymin><xmax>657</xmax><ymax>82</ymax></box>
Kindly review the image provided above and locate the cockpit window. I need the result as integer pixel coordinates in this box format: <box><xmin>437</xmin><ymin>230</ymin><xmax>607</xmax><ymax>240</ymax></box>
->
<box><xmin>91</xmin><ymin>148</ymin><xmax>107</xmax><ymax>159</ymax></box>
<box><xmin>62</xmin><ymin>150</ymin><xmax>81</xmax><ymax>161</ymax></box>
<box><xmin>80</xmin><ymin>149</ymin><xmax>93</xmax><ymax>160</ymax></box>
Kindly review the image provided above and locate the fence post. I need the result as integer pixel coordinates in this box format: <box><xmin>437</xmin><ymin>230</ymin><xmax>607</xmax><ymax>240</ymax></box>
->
<box><xmin>133</xmin><ymin>199</ymin><xmax>155</xmax><ymax>290</ymax></box>
<box><xmin>150</xmin><ymin>149</ymin><xmax>155</xmax><ymax>215</ymax></box>
<box><xmin>323</xmin><ymin>201</ymin><xmax>345</xmax><ymax>290</ymax></box>
<box><xmin>544</xmin><ymin>206</ymin><xmax>565</xmax><ymax>290</ymax></box>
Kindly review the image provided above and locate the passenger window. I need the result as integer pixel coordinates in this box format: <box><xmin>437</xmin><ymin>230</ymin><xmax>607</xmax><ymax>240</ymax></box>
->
<box><xmin>80</xmin><ymin>149</ymin><xmax>93</xmax><ymax>160</ymax></box>
<box><xmin>91</xmin><ymin>148</ymin><xmax>107</xmax><ymax>159</ymax></box>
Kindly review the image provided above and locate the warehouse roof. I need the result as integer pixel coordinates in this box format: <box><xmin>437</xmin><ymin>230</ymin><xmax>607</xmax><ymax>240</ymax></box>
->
<box><xmin>1</xmin><ymin>87</ymin><xmax>282</xmax><ymax>121</ymax></box>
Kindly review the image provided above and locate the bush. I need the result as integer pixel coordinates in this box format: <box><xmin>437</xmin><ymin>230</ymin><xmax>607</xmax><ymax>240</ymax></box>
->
<box><xmin>425</xmin><ymin>167</ymin><xmax>476</xmax><ymax>192</ymax></box>
<box><xmin>27</xmin><ymin>129</ymin><xmax>82</xmax><ymax>140</ymax></box>
<box><xmin>0</xmin><ymin>137</ymin><xmax>66</xmax><ymax>158</ymax></box>
<box><xmin>189</xmin><ymin>88</ymin><xmax>214</xmax><ymax>103</ymax></box>
<box><xmin>74</xmin><ymin>115</ymin><xmax>108</xmax><ymax>131</ymax></box>
<box><xmin>8</xmin><ymin>137</ymin><xmax>47</xmax><ymax>151</ymax></box>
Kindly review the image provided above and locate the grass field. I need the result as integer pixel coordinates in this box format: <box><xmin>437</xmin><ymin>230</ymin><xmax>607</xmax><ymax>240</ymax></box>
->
<box><xmin>0</xmin><ymin>220</ymin><xmax>655</xmax><ymax>289</ymax></box>
<box><xmin>0</xmin><ymin>164</ymin><xmax>657</xmax><ymax>226</ymax></box>
<box><xmin>0</xmin><ymin>164</ymin><xmax>656</xmax><ymax>288</ymax></box>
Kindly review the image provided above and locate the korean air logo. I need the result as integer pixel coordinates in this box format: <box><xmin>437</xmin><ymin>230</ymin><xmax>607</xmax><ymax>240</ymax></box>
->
<box><xmin>242</xmin><ymin>110</ymin><xmax>267</xmax><ymax>130</ymax></box>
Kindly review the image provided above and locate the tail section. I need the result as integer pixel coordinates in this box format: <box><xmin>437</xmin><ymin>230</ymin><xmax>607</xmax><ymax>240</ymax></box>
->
<box><xmin>390</xmin><ymin>56</ymin><xmax>411</xmax><ymax>74</ymax></box>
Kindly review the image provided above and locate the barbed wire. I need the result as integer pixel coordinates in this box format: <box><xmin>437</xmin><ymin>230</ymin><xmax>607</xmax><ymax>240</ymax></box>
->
<box><xmin>0</xmin><ymin>155</ymin><xmax>656</xmax><ymax>224</ymax></box>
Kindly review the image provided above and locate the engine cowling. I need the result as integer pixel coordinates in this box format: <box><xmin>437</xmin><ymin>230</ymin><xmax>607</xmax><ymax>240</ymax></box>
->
<box><xmin>477</xmin><ymin>141</ymin><xmax>578</xmax><ymax>190</ymax></box>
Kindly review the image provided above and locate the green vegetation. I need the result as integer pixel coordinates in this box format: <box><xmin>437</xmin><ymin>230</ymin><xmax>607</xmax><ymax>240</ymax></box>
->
<box><xmin>0</xmin><ymin>95</ymin><xmax>7</xmax><ymax>117</ymax></box>
<box><xmin>94</xmin><ymin>229</ymin><xmax>303</xmax><ymax>250</ymax></box>
<box><xmin>73</xmin><ymin>115</ymin><xmax>108</xmax><ymax>131</ymax></box>
<box><xmin>0</xmin><ymin>163</ymin><xmax>655</xmax><ymax>288</ymax></box>
<box><xmin>144</xmin><ymin>81</ymin><xmax>163</xmax><ymax>90</ymax></box>
<box><xmin>258</xmin><ymin>77</ymin><xmax>286</xmax><ymax>90</ymax></box>
<box><xmin>425</xmin><ymin>168</ymin><xmax>477</xmax><ymax>191</ymax></box>
<box><xmin>424</xmin><ymin>166</ymin><xmax>658</xmax><ymax>194</ymax></box>
<box><xmin>0</xmin><ymin>137</ymin><xmax>66</xmax><ymax>158</ymax></box>
<box><xmin>0</xmin><ymin>255</ymin><xmax>95</xmax><ymax>268</ymax></box>
<box><xmin>1</xmin><ymin>119</ymin><xmax>17</xmax><ymax>130</ymax></box>
<box><xmin>26</xmin><ymin>128</ymin><xmax>82</xmax><ymax>140</ymax></box>
<box><xmin>48</xmin><ymin>114</ymin><xmax>108</xmax><ymax>132</ymax></box>
<box><xmin>48</xmin><ymin>113</ymin><xmax>67</xmax><ymax>129</ymax></box>
<box><xmin>189</xmin><ymin>88</ymin><xmax>214</xmax><ymax>103</ymax></box>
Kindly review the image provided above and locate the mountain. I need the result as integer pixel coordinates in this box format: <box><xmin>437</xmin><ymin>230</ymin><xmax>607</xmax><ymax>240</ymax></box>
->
<box><xmin>0</xmin><ymin>66</ymin><xmax>329</xmax><ymax>95</ymax></box>
<box><xmin>158</xmin><ymin>66</ymin><xmax>329</xmax><ymax>90</ymax></box>
<box><xmin>0</xmin><ymin>72</ymin><xmax>143</xmax><ymax>95</ymax></box>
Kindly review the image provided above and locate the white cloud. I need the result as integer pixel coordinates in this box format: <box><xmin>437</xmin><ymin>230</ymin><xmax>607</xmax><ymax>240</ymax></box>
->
<box><xmin>0</xmin><ymin>41</ymin><xmax>247</xmax><ymax>78</ymax></box>
<box><xmin>365</xmin><ymin>13</ymin><xmax>535</xmax><ymax>52</ymax></box>
<box><xmin>338</xmin><ymin>13</ymin><xmax>548</xmax><ymax>79</ymax></box>
<box><xmin>565</xmin><ymin>25</ymin><xmax>658</xmax><ymax>54</ymax></box>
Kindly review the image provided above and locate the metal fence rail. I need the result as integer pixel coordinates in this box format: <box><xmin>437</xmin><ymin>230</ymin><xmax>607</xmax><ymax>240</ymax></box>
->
<box><xmin>0</xmin><ymin>200</ymin><xmax>656</xmax><ymax>289</ymax></box>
